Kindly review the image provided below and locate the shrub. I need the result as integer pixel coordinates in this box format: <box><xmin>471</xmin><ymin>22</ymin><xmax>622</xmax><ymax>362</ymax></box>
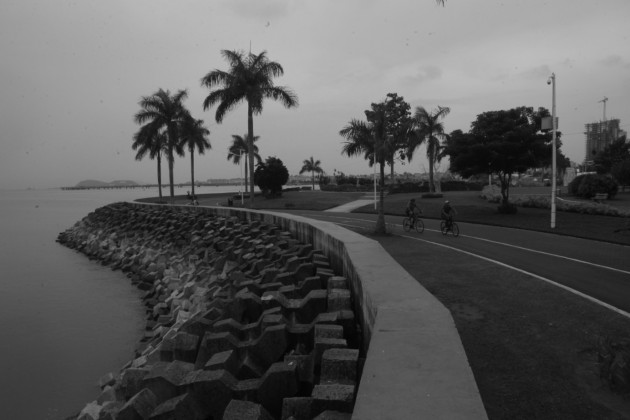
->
<box><xmin>569</xmin><ymin>174</ymin><xmax>619</xmax><ymax>199</ymax></box>
<box><xmin>480</xmin><ymin>185</ymin><xmax>502</xmax><ymax>203</ymax></box>
<box><xmin>421</xmin><ymin>193</ymin><xmax>443</xmax><ymax>199</ymax></box>
<box><xmin>319</xmin><ymin>184</ymin><xmax>372</xmax><ymax>192</ymax></box>
<box><xmin>388</xmin><ymin>182</ymin><xmax>422</xmax><ymax>194</ymax></box>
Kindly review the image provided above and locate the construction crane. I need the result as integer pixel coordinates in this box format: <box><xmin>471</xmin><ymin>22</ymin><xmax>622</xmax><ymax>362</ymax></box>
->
<box><xmin>598</xmin><ymin>96</ymin><xmax>608</xmax><ymax>121</ymax></box>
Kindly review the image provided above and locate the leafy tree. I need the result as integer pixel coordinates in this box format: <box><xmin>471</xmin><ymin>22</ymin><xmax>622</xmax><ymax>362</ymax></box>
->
<box><xmin>201</xmin><ymin>50</ymin><xmax>298</xmax><ymax>206</ymax></box>
<box><xmin>445</xmin><ymin>106</ymin><xmax>552</xmax><ymax>210</ymax></box>
<box><xmin>408</xmin><ymin>106</ymin><xmax>450</xmax><ymax>193</ymax></box>
<box><xmin>132</xmin><ymin>126</ymin><xmax>167</xmax><ymax>199</ymax></box>
<box><xmin>340</xmin><ymin>104</ymin><xmax>389</xmax><ymax>234</ymax></box>
<box><xmin>568</xmin><ymin>174</ymin><xmax>618</xmax><ymax>199</ymax></box>
<box><xmin>179</xmin><ymin>115</ymin><xmax>211</xmax><ymax>197</ymax></box>
<box><xmin>299</xmin><ymin>156</ymin><xmax>324</xmax><ymax>190</ymax></box>
<box><xmin>254</xmin><ymin>156</ymin><xmax>289</xmax><ymax>197</ymax></box>
<box><xmin>593</xmin><ymin>137</ymin><xmax>630</xmax><ymax>175</ymax></box>
<box><xmin>227</xmin><ymin>134</ymin><xmax>261</xmax><ymax>195</ymax></box>
<box><xmin>134</xmin><ymin>89</ymin><xmax>189</xmax><ymax>201</ymax></box>
<box><xmin>612</xmin><ymin>159</ymin><xmax>630</xmax><ymax>186</ymax></box>
<box><xmin>373</xmin><ymin>93</ymin><xmax>412</xmax><ymax>185</ymax></box>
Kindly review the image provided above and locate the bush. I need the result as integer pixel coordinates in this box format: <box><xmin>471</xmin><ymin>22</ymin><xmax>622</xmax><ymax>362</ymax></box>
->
<box><xmin>319</xmin><ymin>184</ymin><xmax>372</xmax><ymax>192</ymax></box>
<box><xmin>254</xmin><ymin>156</ymin><xmax>289</xmax><ymax>197</ymax></box>
<box><xmin>421</xmin><ymin>193</ymin><xmax>443</xmax><ymax>199</ymax></box>
<box><xmin>388</xmin><ymin>182</ymin><xmax>423</xmax><ymax>194</ymax></box>
<box><xmin>480</xmin><ymin>185</ymin><xmax>502</xmax><ymax>203</ymax></box>
<box><xmin>569</xmin><ymin>174</ymin><xmax>619</xmax><ymax>199</ymax></box>
<box><xmin>441</xmin><ymin>180</ymin><xmax>484</xmax><ymax>191</ymax></box>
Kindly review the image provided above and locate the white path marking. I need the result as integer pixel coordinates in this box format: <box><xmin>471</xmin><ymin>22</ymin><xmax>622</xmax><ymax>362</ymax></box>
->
<box><xmin>399</xmin><ymin>233</ymin><xmax>630</xmax><ymax>319</ymax></box>
<box><xmin>333</xmin><ymin>219</ymin><xmax>630</xmax><ymax>319</ymax></box>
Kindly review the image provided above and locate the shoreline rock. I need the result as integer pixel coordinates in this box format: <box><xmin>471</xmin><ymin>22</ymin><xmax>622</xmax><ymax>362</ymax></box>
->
<box><xmin>57</xmin><ymin>202</ymin><xmax>359</xmax><ymax>420</ymax></box>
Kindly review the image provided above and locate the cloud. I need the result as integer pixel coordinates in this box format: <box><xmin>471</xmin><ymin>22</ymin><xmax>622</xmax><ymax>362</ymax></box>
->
<box><xmin>220</xmin><ymin>0</ymin><xmax>290</xmax><ymax>20</ymax></box>
<box><xmin>400</xmin><ymin>65</ymin><xmax>443</xmax><ymax>85</ymax></box>
<box><xmin>519</xmin><ymin>65</ymin><xmax>552</xmax><ymax>80</ymax></box>
<box><xmin>600</xmin><ymin>54</ymin><xmax>630</xmax><ymax>69</ymax></box>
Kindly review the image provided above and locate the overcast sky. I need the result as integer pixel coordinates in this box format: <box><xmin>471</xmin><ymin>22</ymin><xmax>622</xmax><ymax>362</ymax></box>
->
<box><xmin>1</xmin><ymin>0</ymin><xmax>629</xmax><ymax>190</ymax></box>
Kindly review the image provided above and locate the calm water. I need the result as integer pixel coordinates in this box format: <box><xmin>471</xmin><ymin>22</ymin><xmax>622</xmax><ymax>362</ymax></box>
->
<box><xmin>0</xmin><ymin>186</ymin><xmax>237</xmax><ymax>419</ymax></box>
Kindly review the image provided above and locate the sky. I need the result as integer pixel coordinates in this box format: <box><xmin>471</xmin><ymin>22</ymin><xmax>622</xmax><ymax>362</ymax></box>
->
<box><xmin>1</xmin><ymin>0</ymin><xmax>629</xmax><ymax>190</ymax></box>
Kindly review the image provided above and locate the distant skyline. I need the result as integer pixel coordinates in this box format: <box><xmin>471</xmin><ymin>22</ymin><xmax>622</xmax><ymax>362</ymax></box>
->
<box><xmin>1</xmin><ymin>0</ymin><xmax>629</xmax><ymax>189</ymax></box>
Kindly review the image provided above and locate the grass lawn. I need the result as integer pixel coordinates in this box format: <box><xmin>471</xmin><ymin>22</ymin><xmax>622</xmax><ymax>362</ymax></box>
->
<box><xmin>356</xmin><ymin>188</ymin><xmax>630</xmax><ymax>246</ymax></box>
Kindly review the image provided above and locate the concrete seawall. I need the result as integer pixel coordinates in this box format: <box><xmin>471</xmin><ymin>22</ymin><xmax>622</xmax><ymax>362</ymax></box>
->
<box><xmin>175</xmin><ymin>203</ymin><xmax>488</xmax><ymax>420</ymax></box>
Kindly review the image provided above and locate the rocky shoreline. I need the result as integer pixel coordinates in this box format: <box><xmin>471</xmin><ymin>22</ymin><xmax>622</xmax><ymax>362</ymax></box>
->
<box><xmin>57</xmin><ymin>202</ymin><xmax>361</xmax><ymax>420</ymax></box>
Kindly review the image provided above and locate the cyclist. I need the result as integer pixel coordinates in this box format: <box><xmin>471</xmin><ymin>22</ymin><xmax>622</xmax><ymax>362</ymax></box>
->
<box><xmin>441</xmin><ymin>200</ymin><xmax>457</xmax><ymax>230</ymax></box>
<box><xmin>406</xmin><ymin>198</ymin><xmax>422</xmax><ymax>227</ymax></box>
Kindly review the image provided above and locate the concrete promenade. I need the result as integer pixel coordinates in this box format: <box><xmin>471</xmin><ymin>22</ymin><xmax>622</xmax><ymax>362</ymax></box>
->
<box><xmin>199</xmin><ymin>203</ymin><xmax>488</xmax><ymax>419</ymax></box>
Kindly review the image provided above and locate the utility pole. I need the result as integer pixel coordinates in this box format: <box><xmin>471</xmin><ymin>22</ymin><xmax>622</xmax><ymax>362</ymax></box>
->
<box><xmin>548</xmin><ymin>73</ymin><xmax>557</xmax><ymax>229</ymax></box>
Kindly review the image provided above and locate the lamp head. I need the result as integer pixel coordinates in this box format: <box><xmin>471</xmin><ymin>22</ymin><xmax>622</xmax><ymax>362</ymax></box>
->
<box><xmin>547</xmin><ymin>78</ymin><xmax>552</xmax><ymax>85</ymax></box>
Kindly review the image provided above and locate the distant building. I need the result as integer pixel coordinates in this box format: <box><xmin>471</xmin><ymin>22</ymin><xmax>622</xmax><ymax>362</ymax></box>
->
<box><xmin>584</xmin><ymin>119</ymin><xmax>623</xmax><ymax>163</ymax></box>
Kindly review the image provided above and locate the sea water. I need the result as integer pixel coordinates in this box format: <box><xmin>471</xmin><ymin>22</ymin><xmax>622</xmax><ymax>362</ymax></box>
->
<box><xmin>0</xmin><ymin>186</ymin><xmax>237</xmax><ymax>419</ymax></box>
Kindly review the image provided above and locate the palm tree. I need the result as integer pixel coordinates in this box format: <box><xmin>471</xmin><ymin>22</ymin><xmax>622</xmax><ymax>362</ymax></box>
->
<box><xmin>180</xmin><ymin>115</ymin><xmax>211</xmax><ymax>197</ymax></box>
<box><xmin>299</xmin><ymin>157</ymin><xmax>324</xmax><ymax>190</ymax></box>
<box><xmin>200</xmin><ymin>49</ymin><xmax>298</xmax><ymax>205</ymax></box>
<box><xmin>227</xmin><ymin>134</ymin><xmax>261</xmax><ymax>196</ymax></box>
<box><xmin>408</xmin><ymin>106</ymin><xmax>451</xmax><ymax>193</ymax></box>
<box><xmin>132</xmin><ymin>124</ymin><xmax>167</xmax><ymax>200</ymax></box>
<box><xmin>340</xmin><ymin>107</ymin><xmax>389</xmax><ymax>234</ymax></box>
<box><xmin>134</xmin><ymin>88</ymin><xmax>189</xmax><ymax>201</ymax></box>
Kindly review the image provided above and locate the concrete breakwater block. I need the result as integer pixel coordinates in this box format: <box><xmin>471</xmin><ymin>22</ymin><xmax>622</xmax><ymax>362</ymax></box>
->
<box><xmin>57</xmin><ymin>203</ymin><xmax>361</xmax><ymax>419</ymax></box>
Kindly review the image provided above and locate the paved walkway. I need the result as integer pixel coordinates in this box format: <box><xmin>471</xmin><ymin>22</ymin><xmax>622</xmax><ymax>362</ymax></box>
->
<box><xmin>325</xmin><ymin>195</ymin><xmax>377</xmax><ymax>212</ymax></box>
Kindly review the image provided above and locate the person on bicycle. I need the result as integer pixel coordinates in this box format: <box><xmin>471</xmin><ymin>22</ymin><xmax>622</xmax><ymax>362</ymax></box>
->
<box><xmin>406</xmin><ymin>198</ymin><xmax>422</xmax><ymax>227</ymax></box>
<box><xmin>441</xmin><ymin>200</ymin><xmax>457</xmax><ymax>229</ymax></box>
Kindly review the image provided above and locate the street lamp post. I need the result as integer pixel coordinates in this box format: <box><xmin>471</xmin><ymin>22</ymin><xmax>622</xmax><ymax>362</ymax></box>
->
<box><xmin>551</xmin><ymin>74</ymin><xmax>557</xmax><ymax>229</ymax></box>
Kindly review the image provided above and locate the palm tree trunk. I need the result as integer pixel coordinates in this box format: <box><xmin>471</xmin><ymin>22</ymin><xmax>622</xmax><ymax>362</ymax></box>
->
<box><xmin>428</xmin><ymin>143</ymin><xmax>435</xmax><ymax>193</ymax></box>
<box><xmin>168</xmin><ymin>151</ymin><xmax>175</xmax><ymax>202</ymax></box>
<box><xmin>167</xmin><ymin>127</ymin><xmax>177</xmax><ymax>202</ymax></box>
<box><xmin>157</xmin><ymin>152</ymin><xmax>163</xmax><ymax>199</ymax></box>
<box><xmin>375</xmin><ymin>160</ymin><xmax>387</xmax><ymax>234</ymax></box>
<box><xmin>311</xmin><ymin>172</ymin><xmax>315</xmax><ymax>190</ymax></box>
<box><xmin>247</xmin><ymin>103</ymin><xmax>255</xmax><ymax>206</ymax></box>
<box><xmin>190</xmin><ymin>147</ymin><xmax>195</xmax><ymax>197</ymax></box>
<box><xmin>244</xmin><ymin>156</ymin><xmax>249</xmax><ymax>199</ymax></box>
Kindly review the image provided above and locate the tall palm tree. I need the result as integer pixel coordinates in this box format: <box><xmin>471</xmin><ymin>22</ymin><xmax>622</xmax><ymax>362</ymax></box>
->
<box><xmin>227</xmin><ymin>134</ymin><xmax>261</xmax><ymax>196</ymax></box>
<box><xmin>134</xmin><ymin>88</ymin><xmax>189</xmax><ymax>201</ymax></box>
<box><xmin>132</xmin><ymin>124</ymin><xmax>167</xmax><ymax>199</ymax></box>
<box><xmin>340</xmin><ymin>107</ymin><xmax>389</xmax><ymax>234</ymax></box>
<box><xmin>201</xmin><ymin>49</ymin><xmax>298</xmax><ymax>205</ymax></box>
<box><xmin>299</xmin><ymin>157</ymin><xmax>324</xmax><ymax>190</ymax></box>
<box><xmin>408</xmin><ymin>106</ymin><xmax>451</xmax><ymax>193</ymax></box>
<box><xmin>179</xmin><ymin>115</ymin><xmax>211</xmax><ymax>197</ymax></box>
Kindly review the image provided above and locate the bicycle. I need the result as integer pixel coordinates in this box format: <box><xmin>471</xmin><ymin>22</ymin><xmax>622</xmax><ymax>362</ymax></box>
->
<box><xmin>440</xmin><ymin>219</ymin><xmax>460</xmax><ymax>237</ymax></box>
<box><xmin>403</xmin><ymin>215</ymin><xmax>424</xmax><ymax>233</ymax></box>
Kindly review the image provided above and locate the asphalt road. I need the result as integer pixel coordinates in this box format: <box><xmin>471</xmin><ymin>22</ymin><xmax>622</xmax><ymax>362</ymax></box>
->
<box><xmin>287</xmin><ymin>210</ymin><xmax>630</xmax><ymax>317</ymax></box>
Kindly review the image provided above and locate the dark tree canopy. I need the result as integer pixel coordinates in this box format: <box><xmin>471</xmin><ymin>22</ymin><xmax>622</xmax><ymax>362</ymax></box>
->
<box><xmin>254</xmin><ymin>156</ymin><xmax>289</xmax><ymax>197</ymax></box>
<box><xmin>371</xmin><ymin>93</ymin><xmax>412</xmax><ymax>184</ymax></box>
<box><xmin>593</xmin><ymin>137</ymin><xmax>630</xmax><ymax>175</ymax></box>
<box><xmin>445</xmin><ymin>106</ymin><xmax>554</xmax><ymax>206</ymax></box>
